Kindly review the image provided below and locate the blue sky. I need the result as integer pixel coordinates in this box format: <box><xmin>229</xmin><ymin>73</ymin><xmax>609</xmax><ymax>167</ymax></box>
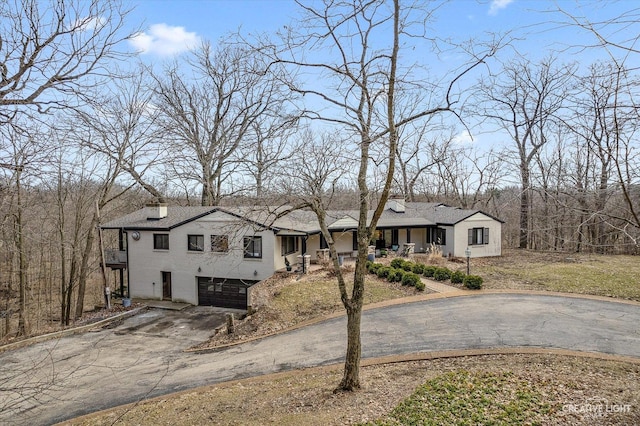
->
<box><xmin>124</xmin><ymin>0</ymin><xmax>633</xmax><ymax>61</ymax></box>
<box><xmin>122</xmin><ymin>0</ymin><xmax>639</xmax><ymax>149</ymax></box>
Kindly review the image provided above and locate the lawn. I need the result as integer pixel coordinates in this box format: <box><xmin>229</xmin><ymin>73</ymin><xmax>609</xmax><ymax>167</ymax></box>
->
<box><xmin>472</xmin><ymin>249</ymin><xmax>640</xmax><ymax>301</ymax></box>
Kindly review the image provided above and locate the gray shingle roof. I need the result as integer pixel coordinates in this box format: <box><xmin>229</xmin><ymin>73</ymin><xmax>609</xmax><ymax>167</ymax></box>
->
<box><xmin>101</xmin><ymin>202</ymin><xmax>503</xmax><ymax>233</ymax></box>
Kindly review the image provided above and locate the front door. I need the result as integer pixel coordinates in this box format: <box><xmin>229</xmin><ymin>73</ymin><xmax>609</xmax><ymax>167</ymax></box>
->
<box><xmin>162</xmin><ymin>271</ymin><xmax>172</xmax><ymax>300</ymax></box>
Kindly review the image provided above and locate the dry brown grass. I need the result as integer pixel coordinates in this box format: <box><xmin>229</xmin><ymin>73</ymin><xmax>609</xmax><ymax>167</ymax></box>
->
<box><xmin>70</xmin><ymin>354</ymin><xmax>640</xmax><ymax>426</ymax></box>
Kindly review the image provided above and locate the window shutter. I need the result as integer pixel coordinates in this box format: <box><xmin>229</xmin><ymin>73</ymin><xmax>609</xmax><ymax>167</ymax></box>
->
<box><xmin>352</xmin><ymin>231</ymin><xmax>357</xmax><ymax>250</ymax></box>
<box><xmin>468</xmin><ymin>228</ymin><xmax>473</xmax><ymax>245</ymax></box>
<box><xmin>483</xmin><ymin>228</ymin><xmax>489</xmax><ymax>245</ymax></box>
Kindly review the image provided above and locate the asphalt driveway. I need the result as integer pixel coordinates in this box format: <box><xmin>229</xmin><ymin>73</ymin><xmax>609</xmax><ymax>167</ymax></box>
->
<box><xmin>1</xmin><ymin>293</ymin><xmax>639</xmax><ymax>425</ymax></box>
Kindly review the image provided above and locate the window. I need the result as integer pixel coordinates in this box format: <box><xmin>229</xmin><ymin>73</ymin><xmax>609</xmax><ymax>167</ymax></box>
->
<box><xmin>211</xmin><ymin>235</ymin><xmax>229</xmax><ymax>252</ymax></box>
<box><xmin>373</xmin><ymin>229</ymin><xmax>398</xmax><ymax>249</ymax></box>
<box><xmin>244</xmin><ymin>236</ymin><xmax>262</xmax><ymax>259</ymax></box>
<box><xmin>426</xmin><ymin>228</ymin><xmax>446</xmax><ymax>245</ymax></box>
<box><xmin>188</xmin><ymin>235</ymin><xmax>204</xmax><ymax>251</ymax></box>
<box><xmin>468</xmin><ymin>227</ymin><xmax>489</xmax><ymax>245</ymax></box>
<box><xmin>281</xmin><ymin>236</ymin><xmax>299</xmax><ymax>256</ymax></box>
<box><xmin>153</xmin><ymin>233</ymin><xmax>169</xmax><ymax>250</ymax></box>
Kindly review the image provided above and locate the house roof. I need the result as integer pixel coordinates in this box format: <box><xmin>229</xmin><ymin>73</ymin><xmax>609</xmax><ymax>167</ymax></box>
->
<box><xmin>100</xmin><ymin>202</ymin><xmax>503</xmax><ymax>233</ymax></box>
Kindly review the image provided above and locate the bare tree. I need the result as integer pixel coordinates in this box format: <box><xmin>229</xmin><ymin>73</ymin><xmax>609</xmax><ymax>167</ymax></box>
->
<box><xmin>75</xmin><ymin>66</ymin><xmax>167</xmax><ymax>204</ymax></box>
<box><xmin>271</xmin><ymin>0</ymin><xmax>503</xmax><ymax>390</ymax></box>
<box><xmin>0</xmin><ymin>124</ymin><xmax>53</xmax><ymax>336</ymax></box>
<box><xmin>0</xmin><ymin>0</ymin><xmax>134</xmax><ymax>123</ymax></box>
<box><xmin>479</xmin><ymin>55</ymin><xmax>576</xmax><ymax>249</ymax></box>
<box><xmin>152</xmin><ymin>39</ymin><xmax>298</xmax><ymax>206</ymax></box>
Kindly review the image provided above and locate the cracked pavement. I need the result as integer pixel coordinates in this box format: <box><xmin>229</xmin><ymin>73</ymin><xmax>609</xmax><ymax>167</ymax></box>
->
<box><xmin>1</xmin><ymin>293</ymin><xmax>639</xmax><ymax>425</ymax></box>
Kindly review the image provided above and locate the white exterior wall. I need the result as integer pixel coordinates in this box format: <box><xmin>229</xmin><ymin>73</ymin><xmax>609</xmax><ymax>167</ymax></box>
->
<box><xmin>305</xmin><ymin>232</ymin><xmax>356</xmax><ymax>260</ymax></box>
<box><xmin>438</xmin><ymin>226</ymin><xmax>455</xmax><ymax>257</ymax></box>
<box><xmin>127</xmin><ymin>211</ymin><xmax>276</xmax><ymax>305</ymax></box>
<box><xmin>332</xmin><ymin>231</ymin><xmax>355</xmax><ymax>256</ymax></box>
<box><xmin>452</xmin><ymin>213</ymin><xmax>502</xmax><ymax>258</ymax></box>
<box><xmin>407</xmin><ymin>228</ymin><xmax>428</xmax><ymax>253</ymax></box>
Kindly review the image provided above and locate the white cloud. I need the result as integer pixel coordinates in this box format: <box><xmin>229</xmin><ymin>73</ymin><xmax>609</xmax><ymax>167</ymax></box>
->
<box><xmin>453</xmin><ymin>130</ymin><xmax>474</xmax><ymax>145</ymax></box>
<box><xmin>129</xmin><ymin>23</ymin><xmax>201</xmax><ymax>56</ymax></box>
<box><xmin>488</xmin><ymin>0</ymin><xmax>514</xmax><ymax>16</ymax></box>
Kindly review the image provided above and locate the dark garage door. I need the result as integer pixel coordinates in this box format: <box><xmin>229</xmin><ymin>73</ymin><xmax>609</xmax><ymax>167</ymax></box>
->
<box><xmin>197</xmin><ymin>277</ymin><xmax>255</xmax><ymax>309</ymax></box>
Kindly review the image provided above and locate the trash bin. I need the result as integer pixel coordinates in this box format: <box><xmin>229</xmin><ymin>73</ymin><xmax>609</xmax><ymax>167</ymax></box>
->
<box><xmin>122</xmin><ymin>298</ymin><xmax>131</xmax><ymax>308</ymax></box>
<box><xmin>367</xmin><ymin>254</ymin><xmax>375</xmax><ymax>262</ymax></box>
<box><xmin>338</xmin><ymin>255</ymin><xmax>344</xmax><ymax>266</ymax></box>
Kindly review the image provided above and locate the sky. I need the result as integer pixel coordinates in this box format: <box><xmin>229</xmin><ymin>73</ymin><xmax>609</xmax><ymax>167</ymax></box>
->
<box><xmin>122</xmin><ymin>0</ymin><xmax>639</xmax><ymax>150</ymax></box>
<box><xmin>124</xmin><ymin>0</ymin><xmax>632</xmax><ymax>60</ymax></box>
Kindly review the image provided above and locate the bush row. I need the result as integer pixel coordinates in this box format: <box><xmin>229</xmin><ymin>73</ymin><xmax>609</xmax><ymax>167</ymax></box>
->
<box><xmin>371</xmin><ymin>259</ymin><xmax>483</xmax><ymax>290</ymax></box>
<box><xmin>366</xmin><ymin>261</ymin><xmax>425</xmax><ymax>291</ymax></box>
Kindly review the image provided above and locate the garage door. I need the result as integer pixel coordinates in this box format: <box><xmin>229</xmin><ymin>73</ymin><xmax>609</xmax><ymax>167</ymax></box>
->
<box><xmin>197</xmin><ymin>277</ymin><xmax>255</xmax><ymax>309</ymax></box>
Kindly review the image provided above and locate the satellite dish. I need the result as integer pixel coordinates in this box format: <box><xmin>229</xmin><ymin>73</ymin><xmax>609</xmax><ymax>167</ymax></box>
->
<box><xmin>131</xmin><ymin>231</ymin><xmax>140</xmax><ymax>241</ymax></box>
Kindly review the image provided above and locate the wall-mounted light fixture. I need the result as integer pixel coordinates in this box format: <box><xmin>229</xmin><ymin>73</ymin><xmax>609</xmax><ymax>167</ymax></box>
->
<box><xmin>254</xmin><ymin>270</ymin><xmax>258</xmax><ymax>276</ymax></box>
<box><xmin>198</xmin><ymin>266</ymin><xmax>202</xmax><ymax>273</ymax></box>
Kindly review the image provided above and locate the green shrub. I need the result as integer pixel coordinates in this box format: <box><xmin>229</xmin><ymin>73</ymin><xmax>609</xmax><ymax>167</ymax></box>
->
<box><xmin>387</xmin><ymin>269</ymin><xmax>404</xmax><ymax>283</ymax></box>
<box><xmin>368</xmin><ymin>262</ymin><xmax>382</xmax><ymax>274</ymax></box>
<box><xmin>433</xmin><ymin>267</ymin><xmax>452</xmax><ymax>281</ymax></box>
<box><xmin>402</xmin><ymin>272</ymin><xmax>421</xmax><ymax>287</ymax></box>
<box><xmin>423</xmin><ymin>265</ymin><xmax>436</xmax><ymax>278</ymax></box>
<box><xmin>402</xmin><ymin>261</ymin><xmax>414</xmax><ymax>271</ymax></box>
<box><xmin>412</xmin><ymin>263</ymin><xmax>425</xmax><ymax>274</ymax></box>
<box><xmin>392</xmin><ymin>269</ymin><xmax>406</xmax><ymax>283</ymax></box>
<box><xmin>390</xmin><ymin>258</ymin><xmax>405</xmax><ymax>269</ymax></box>
<box><xmin>415</xmin><ymin>280</ymin><xmax>426</xmax><ymax>291</ymax></box>
<box><xmin>376</xmin><ymin>266</ymin><xmax>391</xmax><ymax>279</ymax></box>
<box><xmin>463</xmin><ymin>275</ymin><xmax>484</xmax><ymax>290</ymax></box>
<box><xmin>450</xmin><ymin>270</ymin><xmax>465</xmax><ymax>284</ymax></box>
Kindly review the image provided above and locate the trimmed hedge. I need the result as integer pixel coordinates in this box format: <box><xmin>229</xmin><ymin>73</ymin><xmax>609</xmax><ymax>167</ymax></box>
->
<box><xmin>376</xmin><ymin>266</ymin><xmax>392</xmax><ymax>279</ymax></box>
<box><xmin>402</xmin><ymin>261</ymin><xmax>414</xmax><ymax>271</ymax></box>
<box><xmin>463</xmin><ymin>275</ymin><xmax>484</xmax><ymax>290</ymax></box>
<box><xmin>402</xmin><ymin>272</ymin><xmax>421</xmax><ymax>287</ymax></box>
<box><xmin>450</xmin><ymin>270</ymin><xmax>466</xmax><ymax>284</ymax></box>
<box><xmin>433</xmin><ymin>267</ymin><xmax>452</xmax><ymax>281</ymax></box>
<box><xmin>423</xmin><ymin>265</ymin><xmax>436</xmax><ymax>278</ymax></box>
<box><xmin>415</xmin><ymin>280</ymin><xmax>426</xmax><ymax>291</ymax></box>
<box><xmin>412</xmin><ymin>263</ymin><xmax>425</xmax><ymax>274</ymax></box>
<box><xmin>390</xmin><ymin>258</ymin><xmax>405</xmax><ymax>269</ymax></box>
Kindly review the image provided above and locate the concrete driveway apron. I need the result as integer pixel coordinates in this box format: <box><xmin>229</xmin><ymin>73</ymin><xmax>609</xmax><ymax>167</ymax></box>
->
<box><xmin>1</xmin><ymin>293</ymin><xmax>639</xmax><ymax>425</ymax></box>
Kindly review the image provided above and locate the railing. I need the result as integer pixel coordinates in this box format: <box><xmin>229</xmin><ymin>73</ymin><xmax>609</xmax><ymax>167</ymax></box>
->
<box><xmin>104</xmin><ymin>249</ymin><xmax>127</xmax><ymax>267</ymax></box>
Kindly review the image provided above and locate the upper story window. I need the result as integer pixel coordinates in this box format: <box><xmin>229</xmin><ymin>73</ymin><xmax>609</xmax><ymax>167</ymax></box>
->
<box><xmin>244</xmin><ymin>236</ymin><xmax>262</xmax><ymax>259</ymax></box>
<box><xmin>188</xmin><ymin>234</ymin><xmax>204</xmax><ymax>251</ymax></box>
<box><xmin>281</xmin><ymin>236</ymin><xmax>299</xmax><ymax>256</ymax></box>
<box><xmin>468</xmin><ymin>227</ymin><xmax>489</xmax><ymax>245</ymax></box>
<box><xmin>153</xmin><ymin>233</ymin><xmax>169</xmax><ymax>250</ymax></box>
<box><xmin>211</xmin><ymin>235</ymin><xmax>229</xmax><ymax>252</ymax></box>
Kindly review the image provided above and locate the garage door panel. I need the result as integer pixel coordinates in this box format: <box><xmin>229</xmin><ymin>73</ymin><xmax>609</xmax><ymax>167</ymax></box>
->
<box><xmin>197</xmin><ymin>277</ymin><xmax>254</xmax><ymax>309</ymax></box>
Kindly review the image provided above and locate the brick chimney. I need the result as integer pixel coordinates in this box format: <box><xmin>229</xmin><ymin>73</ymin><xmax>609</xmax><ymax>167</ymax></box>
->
<box><xmin>145</xmin><ymin>202</ymin><xmax>168</xmax><ymax>220</ymax></box>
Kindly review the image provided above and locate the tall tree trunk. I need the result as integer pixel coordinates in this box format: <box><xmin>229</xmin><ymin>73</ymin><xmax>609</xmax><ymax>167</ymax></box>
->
<box><xmin>75</xmin><ymin>216</ymin><xmax>97</xmax><ymax>319</ymax></box>
<box><xmin>340</xmin><ymin>304</ymin><xmax>362</xmax><ymax>389</ymax></box>
<box><xmin>519</xmin><ymin>164</ymin><xmax>530</xmax><ymax>249</ymax></box>
<box><xmin>15</xmin><ymin>171</ymin><xmax>28</xmax><ymax>336</ymax></box>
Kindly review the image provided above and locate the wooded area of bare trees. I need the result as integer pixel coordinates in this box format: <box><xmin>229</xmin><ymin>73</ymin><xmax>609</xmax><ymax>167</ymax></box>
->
<box><xmin>0</xmin><ymin>0</ymin><xmax>638</xmax><ymax>388</ymax></box>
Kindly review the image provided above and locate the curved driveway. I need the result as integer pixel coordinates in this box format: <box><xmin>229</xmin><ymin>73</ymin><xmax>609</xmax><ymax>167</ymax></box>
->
<box><xmin>1</xmin><ymin>293</ymin><xmax>639</xmax><ymax>425</ymax></box>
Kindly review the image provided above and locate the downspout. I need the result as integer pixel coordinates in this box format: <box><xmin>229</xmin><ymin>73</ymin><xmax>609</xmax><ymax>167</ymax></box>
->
<box><xmin>123</xmin><ymin>229</ymin><xmax>131</xmax><ymax>298</ymax></box>
<box><xmin>302</xmin><ymin>235</ymin><xmax>308</xmax><ymax>274</ymax></box>
<box><xmin>118</xmin><ymin>228</ymin><xmax>125</xmax><ymax>297</ymax></box>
